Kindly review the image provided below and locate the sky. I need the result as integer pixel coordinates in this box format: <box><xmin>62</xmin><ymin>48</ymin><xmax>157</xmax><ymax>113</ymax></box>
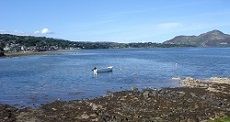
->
<box><xmin>0</xmin><ymin>0</ymin><xmax>230</xmax><ymax>43</ymax></box>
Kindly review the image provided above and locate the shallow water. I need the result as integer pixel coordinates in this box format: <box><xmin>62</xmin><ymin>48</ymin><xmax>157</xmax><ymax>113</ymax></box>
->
<box><xmin>0</xmin><ymin>48</ymin><xmax>230</xmax><ymax>107</ymax></box>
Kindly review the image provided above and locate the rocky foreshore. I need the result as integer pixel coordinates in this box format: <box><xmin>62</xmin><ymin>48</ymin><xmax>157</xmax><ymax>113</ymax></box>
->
<box><xmin>0</xmin><ymin>77</ymin><xmax>230</xmax><ymax>122</ymax></box>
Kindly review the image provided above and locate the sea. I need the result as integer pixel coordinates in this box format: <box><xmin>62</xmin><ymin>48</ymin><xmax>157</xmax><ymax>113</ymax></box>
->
<box><xmin>0</xmin><ymin>48</ymin><xmax>230</xmax><ymax>107</ymax></box>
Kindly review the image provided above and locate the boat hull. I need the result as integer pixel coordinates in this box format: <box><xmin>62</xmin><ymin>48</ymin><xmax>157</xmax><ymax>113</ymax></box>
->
<box><xmin>97</xmin><ymin>68</ymin><xmax>112</xmax><ymax>73</ymax></box>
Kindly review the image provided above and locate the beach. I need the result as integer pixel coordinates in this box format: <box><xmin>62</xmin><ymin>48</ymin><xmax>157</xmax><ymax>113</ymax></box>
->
<box><xmin>0</xmin><ymin>77</ymin><xmax>229</xmax><ymax>122</ymax></box>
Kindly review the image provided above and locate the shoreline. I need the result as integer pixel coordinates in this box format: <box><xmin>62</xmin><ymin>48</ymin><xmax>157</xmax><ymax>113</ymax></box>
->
<box><xmin>2</xmin><ymin>47</ymin><xmax>230</xmax><ymax>58</ymax></box>
<box><xmin>0</xmin><ymin>48</ymin><xmax>170</xmax><ymax>58</ymax></box>
<box><xmin>2</xmin><ymin>49</ymin><xmax>75</xmax><ymax>57</ymax></box>
<box><xmin>0</xmin><ymin>77</ymin><xmax>229</xmax><ymax>122</ymax></box>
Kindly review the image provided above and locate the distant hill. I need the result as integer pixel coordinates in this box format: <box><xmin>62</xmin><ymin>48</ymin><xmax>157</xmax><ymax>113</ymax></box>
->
<box><xmin>0</xmin><ymin>34</ymin><xmax>189</xmax><ymax>56</ymax></box>
<box><xmin>163</xmin><ymin>30</ymin><xmax>230</xmax><ymax>47</ymax></box>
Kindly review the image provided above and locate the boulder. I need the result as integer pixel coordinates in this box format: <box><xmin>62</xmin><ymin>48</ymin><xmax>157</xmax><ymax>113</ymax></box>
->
<box><xmin>143</xmin><ymin>91</ymin><xmax>150</xmax><ymax>99</ymax></box>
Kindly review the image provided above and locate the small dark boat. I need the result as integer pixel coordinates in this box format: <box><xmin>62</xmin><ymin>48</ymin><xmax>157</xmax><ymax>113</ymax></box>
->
<box><xmin>93</xmin><ymin>66</ymin><xmax>113</xmax><ymax>73</ymax></box>
<box><xmin>97</xmin><ymin>66</ymin><xmax>113</xmax><ymax>73</ymax></box>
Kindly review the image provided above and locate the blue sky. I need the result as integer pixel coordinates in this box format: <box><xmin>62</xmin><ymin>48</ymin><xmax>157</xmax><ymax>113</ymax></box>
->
<box><xmin>1</xmin><ymin>0</ymin><xmax>230</xmax><ymax>42</ymax></box>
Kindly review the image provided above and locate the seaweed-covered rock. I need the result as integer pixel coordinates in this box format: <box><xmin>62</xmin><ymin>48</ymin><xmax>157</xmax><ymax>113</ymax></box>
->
<box><xmin>1</xmin><ymin>78</ymin><xmax>230</xmax><ymax>122</ymax></box>
<box><xmin>0</xmin><ymin>104</ymin><xmax>18</xmax><ymax>122</ymax></box>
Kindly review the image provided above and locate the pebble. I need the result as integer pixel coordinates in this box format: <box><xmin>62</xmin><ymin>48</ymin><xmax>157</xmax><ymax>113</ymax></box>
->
<box><xmin>51</xmin><ymin>108</ymin><xmax>57</xmax><ymax>111</ymax></box>
<box><xmin>187</xmin><ymin>118</ymin><xmax>197</xmax><ymax>122</ymax></box>
<box><xmin>131</xmin><ymin>87</ymin><xmax>138</xmax><ymax>91</ymax></box>
<box><xmin>90</xmin><ymin>113</ymin><xmax>97</xmax><ymax>117</ymax></box>
<box><xmin>178</xmin><ymin>91</ymin><xmax>186</xmax><ymax>97</ymax></box>
<box><xmin>190</xmin><ymin>92</ymin><xmax>197</xmax><ymax>97</ymax></box>
<box><xmin>90</xmin><ymin>103</ymin><xmax>98</xmax><ymax>110</ymax></box>
<box><xmin>91</xmin><ymin>118</ymin><xmax>99</xmax><ymax>121</ymax></box>
<box><xmin>81</xmin><ymin>113</ymin><xmax>89</xmax><ymax>119</ymax></box>
<box><xmin>143</xmin><ymin>91</ymin><xmax>150</xmax><ymax>99</ymax></box>
<box><xmin>194</xmin><ymin>103</ymin><xmax>199</xmax><ymax>109</ymax></box>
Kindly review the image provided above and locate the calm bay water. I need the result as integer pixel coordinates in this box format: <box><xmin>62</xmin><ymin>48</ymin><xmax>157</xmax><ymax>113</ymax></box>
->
<box><xmin>0</xmin><ymin>48</ymin><xmax>230</xmax><ymax>107</ymax></box>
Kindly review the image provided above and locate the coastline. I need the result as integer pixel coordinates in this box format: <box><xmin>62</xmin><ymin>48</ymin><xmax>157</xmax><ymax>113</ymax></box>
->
<box><xmin>2</xmin><ymin>50</ymin><xmax>75</xmax><ymax>57</ymax></box>
<box><xmin>4</xmin><ymin>51</ymin><xmax>54</xmax><ymax>57</ymax></box>
<box><xmin>1</xmin><ymin>47</ymin><xmax>230</xmax><ymax>58</ymax></box>
<box><xmin>0</xmin><ymin>77</ymin><xmax>229</xmax><ymax>122</ymax></box>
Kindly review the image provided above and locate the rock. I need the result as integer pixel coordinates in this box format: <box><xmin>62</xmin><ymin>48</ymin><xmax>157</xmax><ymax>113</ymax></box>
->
<box><xmin>200</xmin><ymin>120</ymin><xmax>208</xmax><ymax>122</ymax></box>
<box><xmin>187</xmin><ymin>98</ymin><xmax>193</xmax><ymax>102</ymax></box>
<box><xmin>153</xmin><ymin>117</ymin><xmax>163</xmax><ymax>121</ymax></box>
<box><xmin>120</xmin><ymin>96</ymin><xmax>127</xmax><ymax>101</ymax></box>
<box><xmin>90</xmin><ymin>103</ymin><xmax>98</xmax><ymax>110</ymax></box>
<box><xmin>90</xmin><ymin>113</ymin><xmax>97</xmax><ymax>117</ymax></box>
<box><xmin>180</xmin><ymin>119</ymin><xmax>188</xmax><ymax>122</ymax></box>
<box><xmin>131</xmin><ymin>86</ymin><xmax>138</xmax><ymax>91</ymax></box>
<box><xmin>16</xmin><ymin>111</ymin><xmax>39</xmax><ymax>122</ymax></box>
<box><xmin>226</xmin><ymin>108</ymin><xmax>230</xmax><ymax>111</ymax></box>
<box><xmin>91</xmin><ymin>118</ymin><xmax>99</xmax><ymax>121</ymax></box>
<box><xmin>151</xmin><ymin>90</ymin><xmax>158</xmax><ymax>96</ymax></box>
<box><xmin>143</xmin><ymin>91</ymin><xmax>150</xmax><ymax>99</ymax></box>
<box><xmin>178</xmin><ymin>91</ymin><xmax>186</xmax><ymax>97</ymax></box>
<box><xmin>90</xmin><ymin>103</ymin><xmax>102</xmax><ymax>110</ymax></box>
<box><xmin>187</xmin><ymin>118</ymin><xmax>197</xmax><ymax>122</ymax></box>
<box><xmin>51</xmin><ymin>108</ymin><xmax>57</xmax><ymax>111</ymax></box>
<box><xmin>190</xmin><ymin>92</ymin><xmax>197</xmax><ymax>97</ymax></box>
<box><xmin>184</xmin><ymin>77</ymin><xmax>195</xmax><ymax>81</ymax></box>
<box><xmin>218</xmin><ymin>101</ymin><xmax>223</xmax><ymax>107</ymax></box>
<box><xmin>194</xmin><ymin>103</ymin><xmax>199</xmax><ymax>109</ymax></box>
<box><xmin>81</xmin><ymin>113</ymin><xmax>89</xmax><ymax>119</ymax></box>
<box><xmin>172</xmin><ymin>100</ymin><xmax>177</xmax><ymax>103</ymax></box>
<box><xmin>201</xmin><ymin>95</ymin><xmax>207</xmax><ymax>100</ymax></box>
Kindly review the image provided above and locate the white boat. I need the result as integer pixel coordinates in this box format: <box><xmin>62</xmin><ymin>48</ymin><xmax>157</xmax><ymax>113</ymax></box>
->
<box><xmin>93</xmin><ymin>66</ymin><xmax>113</xmax><ymax>73</ymax></box>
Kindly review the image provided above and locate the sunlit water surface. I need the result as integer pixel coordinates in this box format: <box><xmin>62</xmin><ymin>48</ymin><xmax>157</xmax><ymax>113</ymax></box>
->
<box><xmin>0</xmin><ymin>48</ymin><xmax>230</xmax><ymax>107</ymax></box>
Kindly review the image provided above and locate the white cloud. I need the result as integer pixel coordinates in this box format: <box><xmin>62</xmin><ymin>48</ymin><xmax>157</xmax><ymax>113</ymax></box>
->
<box><xmin>34</xmin><ymin>28</ymin><xmax>53</xmax><ymax>35</ymax></box>
<box><xmin>41</xmin><ymin>28</ymin><xmax>50</xmax><ymax>34</ymax></box>
<box><xmin>0</xmin><ymin>29</ymin><xmax>28</xmax><ymax>35</ymax></box>
<box><xmin>34</xmin><ymin>30</ymin><xmax>40</xmax><ymax>34</ymax></box>
<box><xmin>0</xmin><ymin>30</ymin><xmax>5</xmax><ymax>34</ymax></box>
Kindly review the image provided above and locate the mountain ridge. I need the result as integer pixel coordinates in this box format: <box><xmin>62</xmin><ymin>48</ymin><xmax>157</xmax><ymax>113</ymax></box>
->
<box><xmin>163</xmin><ymin>30</ymin><xmax>230</xmax><ymax>47</ymax></box>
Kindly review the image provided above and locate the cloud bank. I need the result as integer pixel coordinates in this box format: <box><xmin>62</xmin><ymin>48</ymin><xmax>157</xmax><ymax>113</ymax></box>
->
<box><xmin>34</xmin><ymin>28</ymin><xmax>53</xmax><ymax>35</ymax></box>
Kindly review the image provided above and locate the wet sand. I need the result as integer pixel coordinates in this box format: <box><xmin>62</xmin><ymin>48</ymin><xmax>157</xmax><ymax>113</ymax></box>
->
<box><xmin>0</xmin><ymin>77</ymin><xmax>229</xmax><ymax>122</ymax></box>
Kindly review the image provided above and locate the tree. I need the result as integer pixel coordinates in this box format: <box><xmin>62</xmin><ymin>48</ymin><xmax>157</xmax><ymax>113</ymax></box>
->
<box><xmin>0</xmin><ymin>42</ymin><xmax>5</xmax><ymax>56</ymax></box>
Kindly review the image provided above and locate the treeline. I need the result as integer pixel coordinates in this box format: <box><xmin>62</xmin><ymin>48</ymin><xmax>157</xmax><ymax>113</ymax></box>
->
<box><xmin>0</xmin><ymin>34</ymin><xmax>73</xmax><ymax>49</ymax></box>
<box><xmin>0</xmin><ymin>46</ymin><xmax>4</xmax><ymax>56</ymax></box>
<box><xmin>0</xmin><ymin>34</ymin><xmax>194</xmax><ymax>54</ymax></box>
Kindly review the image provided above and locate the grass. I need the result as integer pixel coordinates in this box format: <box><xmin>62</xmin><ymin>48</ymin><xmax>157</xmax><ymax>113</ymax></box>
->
<box><xmin>210</xmin><ymin>116</ymin><xmax>230</xmax><ymax>122</ymax></box>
